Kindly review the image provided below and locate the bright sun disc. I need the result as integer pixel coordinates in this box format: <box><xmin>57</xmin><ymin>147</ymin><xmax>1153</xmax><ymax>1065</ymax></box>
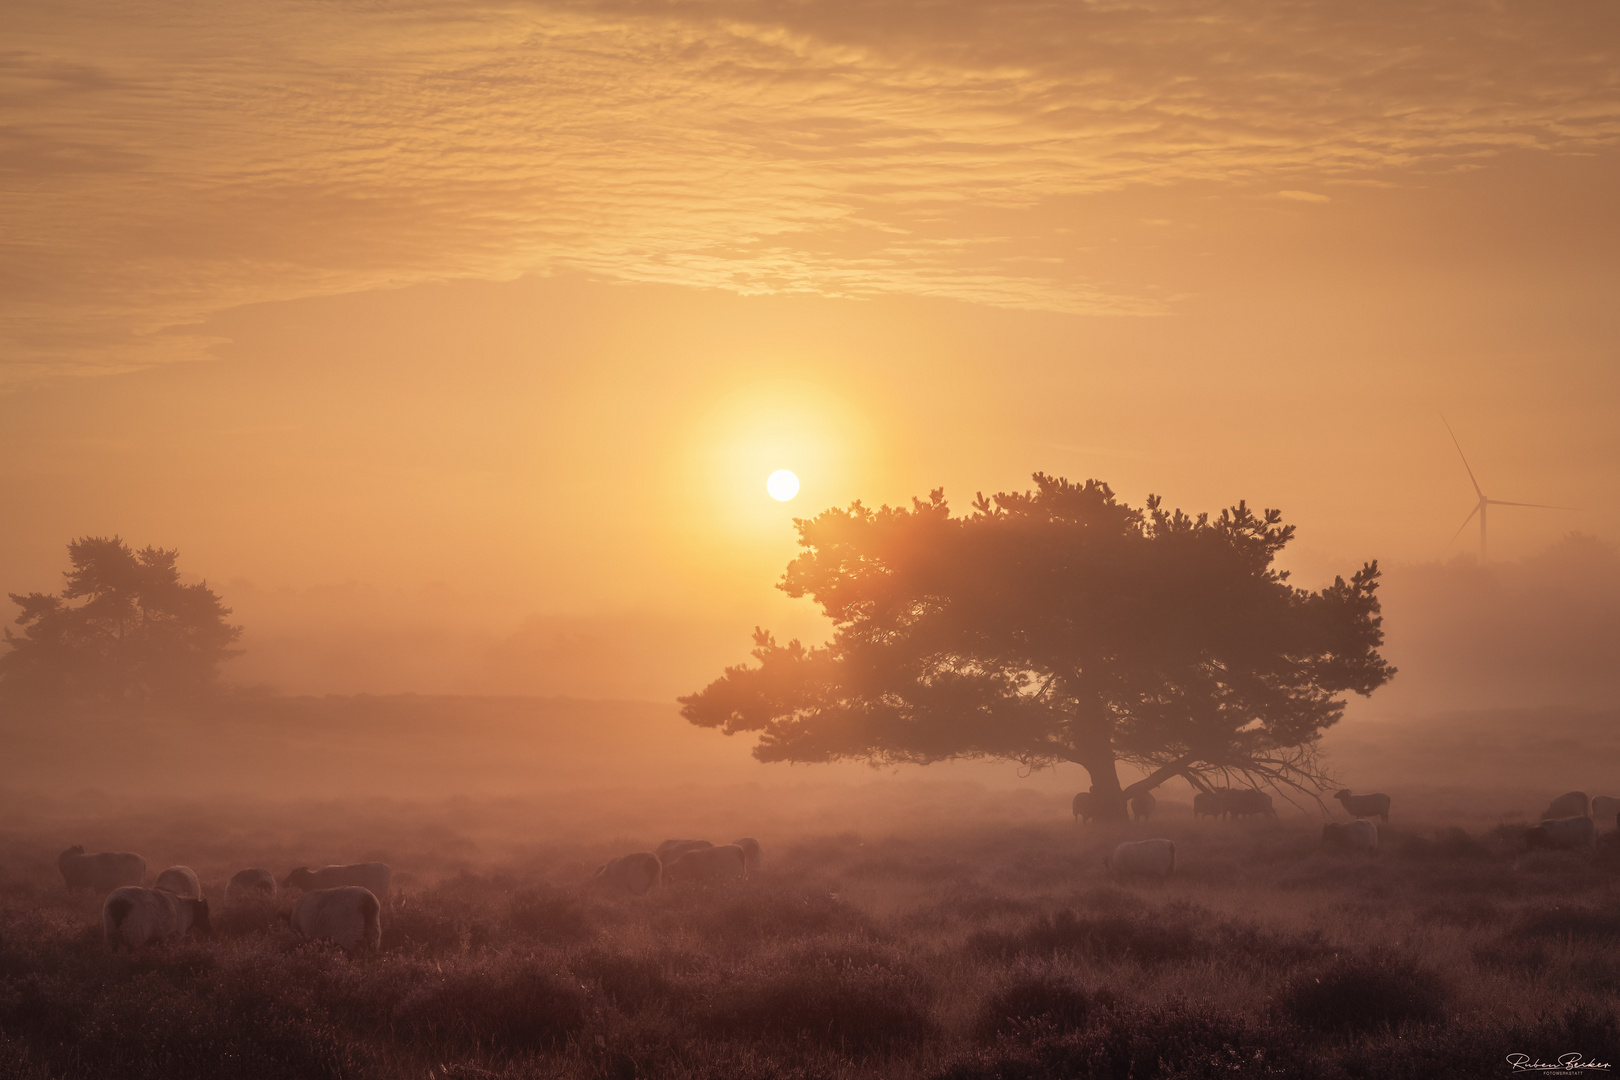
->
<box><xmin>766</xmin><ymin>469</ymin><xmax>800</xmax><ymax>501</ymax></box>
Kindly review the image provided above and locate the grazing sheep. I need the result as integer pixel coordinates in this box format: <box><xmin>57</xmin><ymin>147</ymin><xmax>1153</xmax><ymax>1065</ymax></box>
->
<box><xmin>154</xmin><ymin>866</ymin><xmax>202</xmax><ymax>899</ymax></box>
<box><xmin>1108</xmin><ymin>839</ymin><xmax>1176</xmax><ymax>878</ymax></box>
<box><xmin>592</xmin><ymin>852</ymin><xmax>662</xmax><ymax>895</ymax></box>
<box><xmin>1321</xmin><ymin>820</ymin><xmax>1379</xmax><ymax>852</ymax></box>
<box><xmin>1224</xmin><ymin>789</ymin><xmax>1276</xmax><ymax>820</ymax></box>
<box><xmin>1130</xmin><ymin>791</ymin><xmax>1156</xmax><ymax>823</ymax></box>
<box><xmin>1071</xmin><ymin>792</ymin><xmax>1095</xmax><ymax>824</ymax></box>
<box><xmin>282</xmin><ymin>863</ymin><xmax>391</xmax><ymax>904</ymax></box>
<box><xmin>102</xmin><ymin>886</ymin><xmax>210</xmax><ymax>950</ymax></box>
<box><xmin>290</xmin><ymin>886</ymin><xmax>381</xmax><ymax>952</ymax></box>
<box><xmin>1192</xmin><ymin>791</ymin><xmax>1224</xmax><ymax>820</ymax></box>
<box><xmin>1542</xmin><ymin>791</ymin><xmax>1591</xmax><ymax>820</ymax></box>
<box><xmin>655</xmin><ymin>839</ymin><xmax>714</xmax><ymax>864</ymax></box>
<box><xmin>225</xmin><ymin>868</ymin><xmax>277</xmax><ymax>904</ymax></box>
<box><xmin>1526</xmin><ymin>815</ymin><xmax>1598</xmax><ymax>852</ymax></box>
<box><xmin>1592</xmin><ymin>796</ymin><xmax>1620</xmax><ymax>830</ymax></box>
<box><xmin>733</xmin><ymin>837</ymin><xmax>763</xmax><ymax>871</ymax></box>
<box><xmin>59</xmin><ymin>846</ymin><xmax>146</xmax><ymax>894</ymax></box>
<box><xmin>663</xmin><ymin>844</ymin><xmax>747</xmax><ymax>883</ymax></box>
<box><xmin>1333</xmin><ymin>789</ymin><xmax>1391</xmax><ymax>823</ymax></box>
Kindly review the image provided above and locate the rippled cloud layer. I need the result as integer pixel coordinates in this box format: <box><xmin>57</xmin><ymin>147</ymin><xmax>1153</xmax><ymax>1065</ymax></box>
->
<box><xmin>2</xmin><ymin>0</ymin><xmax>1617</xmax><ymax>378</ymax></box>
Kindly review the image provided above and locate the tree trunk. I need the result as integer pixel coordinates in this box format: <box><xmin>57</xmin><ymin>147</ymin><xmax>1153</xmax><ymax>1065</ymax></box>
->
<box><xmin>1068</xmin><ymin>691</ymin><xmax>1129</xmax><ymax>820</ymax></box>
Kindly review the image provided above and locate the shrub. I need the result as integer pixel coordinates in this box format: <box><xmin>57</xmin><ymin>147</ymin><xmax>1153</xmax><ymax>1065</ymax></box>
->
<box><xmin>391</xmin><ymin>959</ymin><xmax>592</xmax><ymax>1051</ymax></box>
<box><xmin>1275</xmin><ymin>950</ymin><xmax>1446</xmax><ymax>1036</ymax></box>
<box><xmin>506</xmin><ymin>886</ymin><xmax>593</xmax><ymax>945</ymax></box>
<box><xmin>973</xmin><ymin>967</ymin><xmax>1091</xmax><ymax>1040</ymax></box>
<box><xmin>693</xmin><ymin>942</ymin><xmax>936</xmax><ymax>1054</ymax></box>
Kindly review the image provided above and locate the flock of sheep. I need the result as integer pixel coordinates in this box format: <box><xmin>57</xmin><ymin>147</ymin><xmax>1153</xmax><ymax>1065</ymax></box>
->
<box><xmin>51</xmin><ymin>836</ymin><xmax>767</xmax><ymax>954</ymax></box>
<box><xmin>592</xmin><ymin>837</ymin><xmax>763</xmax><ymax>895</ymax></box>
<box><xmin>49</xmin><ymin>788</ymin><xmax>1620</xmax><ymax>949</ymax></box>
<box><xmin>1079</xmin><ymin>786</ymin><xmax>1619</xmax><ymax>880</ymax></box>
<box><xmin>58</xmin><ymin>845</ymin><xmax>392</xmax><ymax>952</ymax></box>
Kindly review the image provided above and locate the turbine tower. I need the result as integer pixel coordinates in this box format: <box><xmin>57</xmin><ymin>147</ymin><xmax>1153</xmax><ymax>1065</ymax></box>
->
<box><xmin>1443</xmin><ymin>417</ymin><xmax>1575</xmax><ymax>563</ymax></box>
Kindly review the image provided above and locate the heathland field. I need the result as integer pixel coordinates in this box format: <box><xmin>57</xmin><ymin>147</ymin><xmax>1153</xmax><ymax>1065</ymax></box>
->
<box><xmin>4</xmin><ymin>787</ymin><xmax>1620</xmax><ymax>1080</ymax></box>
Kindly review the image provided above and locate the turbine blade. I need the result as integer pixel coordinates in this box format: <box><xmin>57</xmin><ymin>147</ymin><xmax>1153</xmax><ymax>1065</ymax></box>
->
<box><xmin>1441</xmin><ymin>414</ymin><xmax>1485</xmax><ymax>499</ymax></box>
<box><xmin>1447</xmin><ymin>503</ymin><xmax>1481</xmax><ymax>546</ymax></box>
<box><xmin>1485</xmin><ymin>500</ymin><xmax>1581</xmax><ymax>511</ymax></box>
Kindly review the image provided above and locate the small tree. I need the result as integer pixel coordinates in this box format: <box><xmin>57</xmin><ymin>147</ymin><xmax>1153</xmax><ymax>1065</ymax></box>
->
<box><xmin>679</xmin><ymin>475</ymin><xmax>1394</xmax><ymax>817</ymax></box>
<box><xmin>0</xmin><ymin>536</ymin><xmax>242</xmax><ymax>706</ymax></box>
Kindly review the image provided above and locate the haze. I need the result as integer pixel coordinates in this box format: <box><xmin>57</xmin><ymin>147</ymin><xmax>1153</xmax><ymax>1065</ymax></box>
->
<box><xmin>2</xmin><ymin>0</ymin><xmax>1618</xmax><ymax>779</ymax></box>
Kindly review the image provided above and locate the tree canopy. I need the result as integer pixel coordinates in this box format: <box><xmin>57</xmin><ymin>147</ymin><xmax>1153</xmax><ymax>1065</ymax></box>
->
<box><xmin>0</xmin><ymin>537</ymin><xmax>242</xmax><ymax>706</ymax></box>
<box><xmin>679</xmin><ymin>475</ymin><xmax>1394</xmax><ymax>816</ymax></box>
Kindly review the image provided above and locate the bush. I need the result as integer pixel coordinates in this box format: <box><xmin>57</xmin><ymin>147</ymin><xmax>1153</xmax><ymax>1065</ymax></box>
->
<box><xmin>693</xmin><ymin>942</ymin><xmax>936</xmax><ymax>1054</ymax></box>
<box><xmin>506</xmin><ymin>886</ymin><xmax>593</xmax><ymax>945</ymax></box>
<box><xmin>1275</xmin><ymin>950</ymin><xmax>1446</xmax><ymax>1036</ymax></box>
<box><xmin>973</xmin><ymin>967</ymin><xmax>1092</xmax><ymax>1040</ymax></box>
<box><xmin>391</xmin><ymin>959</ymin><xmax>592</xmax><ymax>1051</ymax></box>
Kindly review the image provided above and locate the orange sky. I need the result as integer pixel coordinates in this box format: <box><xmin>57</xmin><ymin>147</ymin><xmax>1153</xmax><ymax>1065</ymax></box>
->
<box><xmin>1</xmin><ymin>0</ymin><xmax>1617</xmax><ymax>702</ymax></box>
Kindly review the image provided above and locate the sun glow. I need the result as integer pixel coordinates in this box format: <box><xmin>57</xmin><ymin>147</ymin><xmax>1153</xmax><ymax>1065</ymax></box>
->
<box><xmin>766</xmin><ymin>470</ymin><xmax>800</xmax><ymax>501</ymax></box>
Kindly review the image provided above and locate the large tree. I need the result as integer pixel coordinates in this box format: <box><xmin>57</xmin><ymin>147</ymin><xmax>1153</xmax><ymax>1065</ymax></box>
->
<box><xmin>680</xmin><ymin>475</ymin><xmax>1394</xmax><ymax>817</ymax></box>
<box><xmin>0</xmin><ymin>537</ymin><xmax>242</xmax><ymax>706</ymax></box>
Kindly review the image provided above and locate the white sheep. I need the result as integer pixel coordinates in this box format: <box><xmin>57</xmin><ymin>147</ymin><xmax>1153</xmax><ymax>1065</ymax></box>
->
<box><xmin>1333</xmin><ymin>789</ymin><xmax>1391</xmax><ymax>822</ymax></box>
<box><xmin>663</xmin><ymin>844</ymin><xmax>747</xmax><ymax>883</ymax></box>
<box><xmin>1130</xmin><ymin>791</ymin><xmax>1156</xmax><ymax>823</ymax></box>
<box><xmin>1592</xmin><ymin>796</ymin><xmax>1620</xmax><ymax>830</ymax></box>
<box><xmin>592</xmin><ymin>852</ymin><xmax>662</xmax><ymax>895</ymax></box>
<box><xmin>225</xmin><ymin>868</ymin><xmax>277</xmax><ymax>904</ymax></box>
<box><xmin>1108</xmin><ymin>838</ymin><xmax>1176</xmax><ymax>878</ymax></box>
<box><xmin>1071</xmin><ymin>792</ymin><xmax>1095</xmax><ymax>824</ymax></box>
<box><xmin>654</xmin><ymin>839</ymin><xmax>713</xmax><ymax>864</ymax></box>
<box><xmin>733</xmin><ymin>837</ymin><xmax>763</xmax><ymax>872</ymax></box>
<box><xmin>1542</xmin><ymin>791</ymin><xmax>1591</xmax><ymax>820</ymax></box>
<box><xmin>59</xmin><ymin>846</ymin><xmax>146</xmax><ymax>894</ymax></box>
<box><xmin>290</xmin><ymin>886</ymin><xmax>381</xmax><ymax>952</ymax></box>
<box><xmin>154</xmin><ymin>866</ymin><xmax>202</xmax><ymax>899</ymax></box>
<box><xmin>1526</xmin><ymin>815</ymin><xmax>1598</xmax><ymax>851</ymax></box>
<box><xmin>103</xmin><ymin>886</ymin><xmax>210</xmax><ymax>950</ymax></box>
<box><xmin>282</xmin><ymin>863</ymin><xmax>391</xmax><ymax>904</ymax></box>
<box><xmin>1321</xmin><ymin>820</ymin><xmax>1379</xmax><ymax>852</ymax></box>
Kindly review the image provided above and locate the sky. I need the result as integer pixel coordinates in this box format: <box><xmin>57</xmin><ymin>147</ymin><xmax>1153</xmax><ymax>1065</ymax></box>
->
<box><xmin>2</xmin><ymin>0</ymin><xmax>1617</xmax><ymax>705</ymax></box>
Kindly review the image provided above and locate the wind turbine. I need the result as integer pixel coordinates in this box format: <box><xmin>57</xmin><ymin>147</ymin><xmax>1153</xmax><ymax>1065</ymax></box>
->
<box><xmin>1442</xmin><ymin>417</ymin><xmax>1576</xmax><ymax>563</ymax></box>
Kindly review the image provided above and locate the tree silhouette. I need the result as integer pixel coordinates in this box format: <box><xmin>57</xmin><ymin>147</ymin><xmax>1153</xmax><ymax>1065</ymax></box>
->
<box><xmin>0</xmin><ymin>537</ymin><xmax>241</xmax><ymax>706</ymax></box>
<box><xmin>679</xmin><ymin>475</ymin><xmax>1394</xmax><ymax>818</ymax></box>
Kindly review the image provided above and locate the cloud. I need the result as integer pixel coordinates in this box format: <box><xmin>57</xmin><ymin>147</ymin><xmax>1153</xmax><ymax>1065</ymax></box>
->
<box><xmin>1276</xmin><ymin>190</ymin><xmax>1331</xmax><ymax>203</ymax></box>
<box><xmin>1</xmin><ymin>0</ymin><xmax>1617</xmax><ymax>380</ymax></box>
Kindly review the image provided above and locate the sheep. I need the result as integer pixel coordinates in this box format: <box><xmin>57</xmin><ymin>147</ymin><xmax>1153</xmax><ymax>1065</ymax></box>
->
<box><xmin>225</xmin><ymin>868</ymin><xmax>277</xmax><ymax>904</ymax></box>
<box><xmin>282</xmin><ymin>863</ymin><xmax>391</xmax><ymax>904</ymax></box>
<box><xmin>1130</xmin><ymin>791</ymin><xmax>1156</xmax><ymax>823</ymax></box>
<box><xmin>655</xmin><ymin>839</ymin><xmax>714</xmax><ymax>864</ymax></box>
<box><xmin>1224</xmin><ymin>789</ymin><xmax>1275</xmax><ymax>820</ymax></box>
<box><xmin>1192</xmin><ymin>791</ymin><xmax>1224</xmax><ymax>820</ymax></box>
<box><xmin>1542</xmin><ymin>791</ymin><xmax>1591</xmax><ymax>820</ymax></box>
<box><xmin>733</xmin><ymin>837</ymin><xmax>763</xmax><ymax>872</ymax></box>
<box><xmin>1071</xmin><ymin>792</ymin><xmax>1094</xmax><ymax>824</ymax></box>
<box><xmin>59</xmin><ymin>846</ymin><xmax>146</xmax><ymax>894</ymax></box>
<box><xmin>154</xmin><ymin>866</ymin><xmax>202</xmax><ymax>899</ymax></box>
<box><xmin>290</xmin><ymin>886</ymin><xmax>381</xmax><ymax>952</ymax></box>
<box><xmin>662</xmin><ymin>844</ymin><xmax>747</xmax><ymax>883</ymax></box>
<box><xmin>1321</xmin><ymin>820</ymin><xmax>1379</xmax><ymax>852</ymax></box>
<box><xmin>1592</xmin><ymin>796</ymin><xmax>1620</xmax><ymax>830</ymax></box>
<box><xmin>1333</xmin><ymin>789</ymin><xmax>1391</xmax><ymax>823</ymax></box>
<box><xmin>592</xmin><ymin>852</ymin><xmax>662</xmax><ymax>895</ymax></box>
<box><xmin>1526</xmin><ymin>815</ymin><xmax>1598</xmax><ymax>852</ymax></box>
<box><xmin>102</xmin><ymin>886</ymin><xmax>210</xmax><ymax>950</ymax></box>
<box><xmin>1108</xmin><ymin>839</ymin><xmax>1176</xmax><ymax>878</ymax></box>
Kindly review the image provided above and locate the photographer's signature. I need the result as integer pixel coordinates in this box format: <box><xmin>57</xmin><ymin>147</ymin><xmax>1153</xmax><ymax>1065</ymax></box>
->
<box><xmin>1507</xmin><ymin>1053</ymin><xmax>1612</xmax><ymax>1074</ymax></box>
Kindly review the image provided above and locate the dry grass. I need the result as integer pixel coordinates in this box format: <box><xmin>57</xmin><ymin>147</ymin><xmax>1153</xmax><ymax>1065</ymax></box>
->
<box><xmin>3</xmin><ymin>793</ymin><xmax>1620</xmax><ymax>1079</ymax></box>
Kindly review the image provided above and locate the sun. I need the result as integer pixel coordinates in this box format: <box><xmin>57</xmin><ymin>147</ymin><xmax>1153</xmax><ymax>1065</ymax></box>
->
<box><xmin>766</xmin><ymin>469</ymin><xmax>800</xmax><ymax>501</ymax></box>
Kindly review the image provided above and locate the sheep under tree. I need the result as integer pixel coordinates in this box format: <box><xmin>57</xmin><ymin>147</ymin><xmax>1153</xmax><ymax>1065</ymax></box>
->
<box><xmin>681</xmin><ymin>475</ymin><xmax>1395</xmax><ymax>820</ymax></box>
